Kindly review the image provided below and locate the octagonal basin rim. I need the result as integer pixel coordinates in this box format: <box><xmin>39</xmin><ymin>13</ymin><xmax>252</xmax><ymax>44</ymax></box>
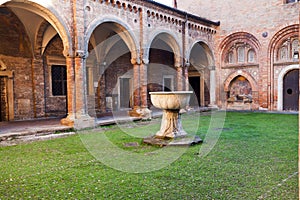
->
<box><xmin>149</xmin><ymin>91</ymin><xmax>193</xmax><ymax>95</ymax></box>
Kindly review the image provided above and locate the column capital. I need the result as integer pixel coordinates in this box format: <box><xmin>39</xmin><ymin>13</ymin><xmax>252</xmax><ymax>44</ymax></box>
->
<box><xmin>131</xmin><ymin>57</ymin><xmax>141</xmax><ymax>65</ymax></box>
<box><xmin>185</xmin><ymin>62</ymin><xmax>190</xmax><ymax>68</ymax></box>
<box><xmin>208</xmin><ymin>65</ymin><xmax>216</xmax><ymax>70</ymax></box>
<box><xmin>75</xmin><ymin>50</ymin><xmax>88</xmax><ymax>59</ymax></box>
<box><xmin>142</xmin><ymin>58</ymin><xmax>149</xmax><ymax>65</ymax></box>
<box><xmin>64</xmin><ymin>50</ymin><xmax>88</xmax><ymax>59</ymax></box>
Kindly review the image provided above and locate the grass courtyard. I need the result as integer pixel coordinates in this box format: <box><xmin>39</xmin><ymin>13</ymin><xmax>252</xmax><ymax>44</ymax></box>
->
<box><xmin>0</xmin><ymin>111</ymin><xmax>298</xmax><ymax>199</ymax></box>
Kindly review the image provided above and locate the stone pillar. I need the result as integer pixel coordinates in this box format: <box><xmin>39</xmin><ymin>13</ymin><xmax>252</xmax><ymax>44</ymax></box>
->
<box><xmin>140</xmin><ymin>59</ymin><xmax>149</xmax><ymax>109</ymax></box>
<box><xmin>184</xmin><ymin>62</ymin><xmax>190</xmax><ymax>91</ymax></box>
<box><xmin>61</xmin><ymin>52</ymin><xmax>95</xmax><ymax>129</ymax></box>
<box><xmin>98</xmin><ymin>62</ymin><xmax>106</xmax><ymax>113</ymax></box>
<box><xmin>128</xmin><ymin>58</ymin><xmax>151</xmax><ymax>119</ymax></box>
<box><xmin>209</xmin><ymin>66</ymin><xmax>217</xmax><ymax>107</ymax></box>
<box><xmin>61</xmin><ymin>56</ymin><xmax>75</xmax><ymax>126</ymax></box>
<box><xmin>176</xmin><ymin>65</ymin><xmax>183</xmax><ymax>91</ymax></box>
<box><xmin>132</xmin><ymin>58</ymin><xmax>141</xmax><ymax>109</ymax></box>
<box><xmin>7</xmin><ymin>72</ymin><xmax>14</xmax><ymax>121</ymax></box>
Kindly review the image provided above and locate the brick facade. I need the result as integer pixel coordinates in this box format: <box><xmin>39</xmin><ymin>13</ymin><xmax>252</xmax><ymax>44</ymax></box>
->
<box><xmin>0</xmin><ymin>0</ymin><xmax>297</xmax><ymax>128</ymax></box>
<box><xmin>178</xmin><ymin>0</ymin><xmax>299</xmax><ymax>110</ymax></box>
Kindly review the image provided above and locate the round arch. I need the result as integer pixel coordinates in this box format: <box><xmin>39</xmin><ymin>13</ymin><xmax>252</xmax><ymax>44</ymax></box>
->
<box><xmin>85</xmin><ymin>16</ymin><xmax>139</xmax><ymax>61</ymax></box>
<box><xmin>219</xmin><ymin>31</ymin><xmax>261</xmax><ymax>65</ymax></box>
<box><xmin>144</xmin><ymin>30</ymin><xmax>182</xmax><ymax>64</ymax></box>
<box><xmin>187</xmin><ymin>40</ymin><xmax>215</xmax><ymax>67</ymax></box>
<box><xmin>277</xmin><ymin>64</ymin><xmax>299</xmax><ymax>111</ymax></box>
<box><xmin>2</xmin><ymin>0</ymin><xmax>72</xmax><ymax>56</ymax></box>
<box><xmin>224</xmin><ymin>70</ymin><xmax>258</xmax><ymax>92</ymax></box>
<box><xmin>268</xmin><ymin>24</ymin><xmax>299</xmax><ymax>56</ymax></box>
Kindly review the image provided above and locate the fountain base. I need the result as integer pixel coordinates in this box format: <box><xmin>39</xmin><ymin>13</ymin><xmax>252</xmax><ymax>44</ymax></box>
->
<box><xmin>154</xmin><ymin>109</ymin><xmax>188</xmax><ymax>139</ymax></box>
<box><xmin>143</xmin><ymin>135</ymin><xmax>202</xmax><ymax>147</ymax></box>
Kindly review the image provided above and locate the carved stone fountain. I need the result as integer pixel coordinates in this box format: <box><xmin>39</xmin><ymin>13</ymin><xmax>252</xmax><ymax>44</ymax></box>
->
<box><xmin>143</xmin><ymin>91</ymin><xmax>202</xmax><ymax>146</ymax></box>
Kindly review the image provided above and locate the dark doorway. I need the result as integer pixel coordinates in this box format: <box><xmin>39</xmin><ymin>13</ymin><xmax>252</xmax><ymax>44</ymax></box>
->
<box><xmin>189</xmin><ymin>76</ymin><xmax>200</xmax><ymax>107</ymax></box>
<box><xmin>283</xmin><ymin>69</ymin><xmax>299</xmax><ymax>111</ymax></box>
<box><xmin>120</xmin><ymin>78</ymin><xmax>131</xmax><ymax>108</ymax></box>
<box><xmin>163</xmin><ymin>77</ymin><xmax>172</xmax><ymax>91</ymax></box>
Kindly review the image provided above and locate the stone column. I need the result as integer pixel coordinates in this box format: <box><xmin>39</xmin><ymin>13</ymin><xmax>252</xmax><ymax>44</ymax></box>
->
<box><xmin>128</xmin><ymin>58</ymin><xmax>151</xmax><ymax>119</ymax></box>
<box><xmin>209</xmin><ymin>66</ymin><xmax>217</xmax><ymax>107</ymax></box>
<box><xmin>140</xmin><ymin>59</ymin><xmax>149</xmax><ymax>109</ymax></box>
<box><xmin>184</xmin><ymin>62</ymin><xmax>190</xmax><ymax>91</ymax></box>
<box><xmin>61</xmin><ymin>55</ymin><xmax>75</xmax><ymax>126</ymax></box>
<box><xmin>7</xmin><ymin>72</ymin><xmax>14</xmax><ymax>121</ymax></box>
<box><xmin>176</xmin><ymin>64</ymin><xmax>183</xmax><ymax>91</ymax></box>
<box><xmin>61</xmin><ymin>52</ymin><xmax>95</xmax><ymax>129</ymax></box>
<box><xmin>132</xmin><ymin>58</ymin><xmax>141</xmax><ymax>109</ymax></box>
<box><xmin>98</xmin><ymin>62</ymin><xmax>106</xmax><ymax>113</ymax></box>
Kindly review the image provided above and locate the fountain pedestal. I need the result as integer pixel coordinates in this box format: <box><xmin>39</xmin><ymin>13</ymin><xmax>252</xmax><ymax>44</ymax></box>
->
<box><xmin>155</xmin><ymin>109</ymin><xmax>186</xmax><ymax>139</ymax></box>
<box><xmin>143</xmin><ymin>91</ymin><xmax>202</xmax><ymax>146</ymax></box>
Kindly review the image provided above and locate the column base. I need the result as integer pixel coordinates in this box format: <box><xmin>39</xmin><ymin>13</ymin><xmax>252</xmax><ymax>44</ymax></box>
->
<box><xmin>208</xmin><ymin>104</ymin><xmax>219</xmax><ymax>109</ymax></box>
<box><xmin>61</xmin><ymin>114</ymin><xmax>95</xmax><ymax>130</ymax></box>
<box><xmin>61</xmin><ymin>114</ymin><xmax>75</xmax><ymax>127</ymax></box>
<box><xmin>128</xmin><ymin>107</ymin><xmax>152</xmax><ymax>119</ymax></box>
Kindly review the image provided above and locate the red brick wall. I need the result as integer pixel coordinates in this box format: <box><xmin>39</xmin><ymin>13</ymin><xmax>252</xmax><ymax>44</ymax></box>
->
<box><xmin>178</xmin><ymin>0</ymin><xmax>299</xmax><ymax>110</ymax></box>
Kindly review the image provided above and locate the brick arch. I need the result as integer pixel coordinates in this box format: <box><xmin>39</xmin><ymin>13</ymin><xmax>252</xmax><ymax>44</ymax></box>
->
<box><xmin>219</xmin><ymin>31</ymin><xmax>261</xmax><ymax>64</ymax></box>
<box><xmin>144</xmin><ymin>30</ymin><xmax>182</xmax><ymax>64</ymax></box>
<box><xmin>85</xmin><ymin>16</ymin><xmax>139</xmax><ymax>61</ymax></box>
<box><xmin>187</xmin><ymin>40</ymin><xmax>215</xmax><ymax>67</ymax></box>
<box><xmin>224</xmin><ymin>70</ymin><xmax>258</xmax><ymax>92</ymax></box>
<box><xmin>2</xmin><ymin>1</ymin><xmax>72</xmax><ymax>57</ymax></box>
<box><xmin>268</xmin><ymin>24</ymin><xmax>299</xmax><ymax>60</ymax></box>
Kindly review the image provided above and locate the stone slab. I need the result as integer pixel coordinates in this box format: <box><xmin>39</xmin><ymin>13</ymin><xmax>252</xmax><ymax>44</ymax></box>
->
<box><xmin>143</xmin><ymin>135</ymin><xmax>203</xmax><ymax>147</ymax></box>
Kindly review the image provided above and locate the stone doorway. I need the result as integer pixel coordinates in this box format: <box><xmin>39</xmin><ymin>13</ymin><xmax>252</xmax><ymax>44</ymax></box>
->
<box><xmin>189</xmin><ymin>76</ymin><xmax>200</xmax><ymax>107</ymax></box>
<box><xmin>283</xmin><ymin>69</ymin><xmax>299</xmax><ymax>111</ymax></box>
<box><xmin>0</xmin><ymin>70</ymin><xmax>14</xmax><ymax>121</ymax></box>
<box><xmin>119</xmin><ymin>77</ymin><xmax>132</xmax><ymax>109</ymax></box>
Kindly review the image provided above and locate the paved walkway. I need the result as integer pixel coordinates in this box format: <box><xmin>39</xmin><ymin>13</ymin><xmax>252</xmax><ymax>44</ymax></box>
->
<box><xmin>0</xmin><ymin>110</ymin><xmax>164</xmax><ymax>142</ymax></box>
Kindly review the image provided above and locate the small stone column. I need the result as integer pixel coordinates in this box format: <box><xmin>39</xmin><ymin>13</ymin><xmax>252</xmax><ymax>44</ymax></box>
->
<box><xmin>184</xmin><ymin>62</ymin><xmax>190</xmax><ymax>91</ymax></box>
<box><xmin>209</xmin><ymin>66</ymin><xmax>217</xmax><ymax>107</ymax></box>
<box><xmin>128</xmin><ymin>58</ymin><xmax>151</xmax><ymax>119</ymax></box>
<box><xmin>140</xmin><ymin>59</ymin><xmax>149</xmax><ymax>109</ymax></box>
<box><xmin>132</xmin><ymin>58</ymin><xmax>141</xmax><ymax>109</ymax></box>
<box><xmin>98</xmin><ymin>62</ymin><xmax>106</xmax><ymax>113</ymax></box>
<box><xmin>61</xmin><ymin>55</ymin><xmax>75</xmax><ymax>126</ymax></box>
<box><xmin>61</xmin><ymin>51</ymin><xmax>95</xmax><ymax>129</ymax></box>
<box><xmin>176</xmin><ymin>65</ymin><xmax>183</xmax><ymax>91</ymax></box>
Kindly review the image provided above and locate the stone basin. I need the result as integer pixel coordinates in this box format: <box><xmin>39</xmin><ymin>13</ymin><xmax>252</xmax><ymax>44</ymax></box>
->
<box><xmin>149</xmin><ymin>91</ymin><xmax>193</xmax><ymax>110</ymax></box>
<box><xmin>149</xmin><ymin>91</ymin><xmax>193</xmax><ymax>139</ymax></box>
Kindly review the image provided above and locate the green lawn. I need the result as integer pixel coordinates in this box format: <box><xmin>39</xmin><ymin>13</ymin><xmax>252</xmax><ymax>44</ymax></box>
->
<box><xmin>0</xmin><ymin>112</ymin><xmax>298</xmax><ymax>199</ymax></box>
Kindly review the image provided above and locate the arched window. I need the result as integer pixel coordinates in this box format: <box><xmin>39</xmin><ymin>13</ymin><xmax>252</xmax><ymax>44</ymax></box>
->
<box><xmin>237</xmin><ymin>46</ymin><xmax>245</xmax><ymax>63</ymax></box>
<box><xmin>280</xmin><ymin>46</ymin><xmax>288</xmax><ymax>61</ymax></box>
<box><xmin>292</xmin><ymin>39</ymin><xmax>298</xmax><ymax>52</ymax></box>
<box><xmin>227</xmin><ymin>51</ymin><xmax>234</xmax><ymax>64</ymax></box>
<box><xmin>247</xmin><ymin>49</ymin><xmax>255</xmax><ymax>63</ymax></box>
